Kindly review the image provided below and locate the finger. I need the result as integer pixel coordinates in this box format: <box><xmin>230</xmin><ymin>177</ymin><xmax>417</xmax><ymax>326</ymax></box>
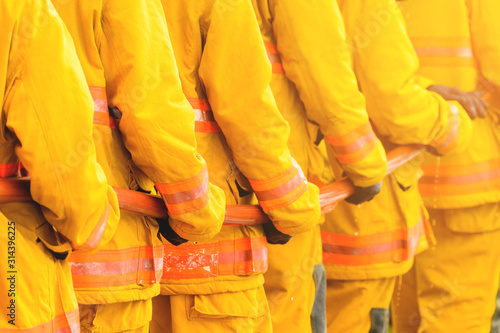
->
<box><xmin>457</xmin><ymin>96</ymin><xmax>477</xmax><ymax>119</ymax></box>
<box><xmin>473</xmin><ymin>90</ymin><xmax>485</xmax><ymax>98</ymax></box>
<box><xmin>470</xmin><ymin>95</ymin><xmax>488</xmax><ymax>118</ymax></box>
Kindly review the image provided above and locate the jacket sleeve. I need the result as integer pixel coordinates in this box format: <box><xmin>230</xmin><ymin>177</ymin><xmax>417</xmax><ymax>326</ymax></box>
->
<box><xmin>467</xmin><ymin>0</ymin><xmax>500</xmax><ymax>92</ymax></box>
<box><xmin>99</xmin><ymin>0</ymin><xmax>225</xmax><ymax>242</ymax></box>
<box><xmin>5</xmin><ymin>2</ymin><xmax>120</xmax><ymax>252</ymax></box>
<box><xmin>264</xmin><ymin>0</ymin><xmax>387</xmax><ymax>188</ymax></box>
<box><xmin>197</xmin><ymin>0</ymin><xmax>321</xmax><ymax>236</ymax></box>
<box><xmin>343</xmin><ymin>0</ymin><xmax>472</xmax><ymax>154</ymax></box>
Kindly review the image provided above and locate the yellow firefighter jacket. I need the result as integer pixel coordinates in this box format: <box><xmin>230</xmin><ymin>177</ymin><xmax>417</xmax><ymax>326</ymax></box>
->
<box><xmin>0</xmin><ymin>0</ymin><xmax>120</xmax><ymax>330</ymax></box>
<box><xmin>400</xmin><ymin>0</ymin><xmax>500</xmax><ymax>232</ymax></box>
<box><xmin>159</xmin><ymin>0</ymin><xmax>322</xmax><ymax>295</ymax></box>
<box><xmin>321</xmin><ymin>0</ymin><xmax>473</xmax><ymax>280</ymax></box>
<box><xmin>251</xmin><ymin>0</ymin><xmax>387</xmax><ymax>190</ymax></box>
<box><xmin>52</xmin><ymin>0</ymin><xmax>226</xmax><ymax>304</ymax></box>
<box><xmin>249</xmin><ymin>0</ymin><xmax>388</xmax><ymax>305</ymax></box>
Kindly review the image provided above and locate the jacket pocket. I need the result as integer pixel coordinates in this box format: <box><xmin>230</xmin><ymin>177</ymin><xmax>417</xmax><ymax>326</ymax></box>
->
<box><xmin>188</xmin><ymin>288</ymin><xmax>268</xmax><ymax>322</ymax></box>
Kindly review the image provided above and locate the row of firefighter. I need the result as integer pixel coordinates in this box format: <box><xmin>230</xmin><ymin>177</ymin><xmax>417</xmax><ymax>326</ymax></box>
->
<box><xmin>1</xmin><ymin>0</ymin><xmax>499</xmax><ymax>332</ymax></box>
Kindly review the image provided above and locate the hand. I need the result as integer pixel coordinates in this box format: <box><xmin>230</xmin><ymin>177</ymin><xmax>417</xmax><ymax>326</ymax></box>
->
<box><xmin>263</xmin><ymin>222</ymin><xmax>292</xmax><ymax>245</ymax></box>
<box><xmin>427</xmin><ymin>85</ymin><xmax>489</xmax><ymax>119</ymax></box>
<box><xmin>345</xmin><ymin>181</ymin><xmax>382</xmax><ymax>205</ymax></box>
<box><xmin>156</xmin><ymin>218</ymin><xmax>188</xmax><ymax>246</ymax></box>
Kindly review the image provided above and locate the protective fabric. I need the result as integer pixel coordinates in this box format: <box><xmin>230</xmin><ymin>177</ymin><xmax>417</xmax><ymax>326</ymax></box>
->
<box><xmin>392</xmin><ymin>2</ymin><xmax>500</xmax><ymax>332</ymax></box>
<box><xmin>399</xmin><ymin>0</ymin><xmax>500</xmax><ymax>211</ymax></box>
<box><xmin>0</xmin><ymin>215</ymin><xmax>80</xmax><ymax>332</ymax></box>
<box><xmin>0</xmin><ymin>1</ymin><xmax>120</xmax><ymax>331</ymax></box>
<box><xmin>391</xmin><ymin>208</ymin><xmax>500</xmax><ymax>333</ymax></box>
<box><xmin>80</xmin><ymin>300</ymin><xmax>151</xmax><ymax>333</ymax></box>
<box><xmin>264</xmin><ymin>228</ymin><xmax>322</xmax><ymax>333</ymax></box>
<box><xmin>251</xmin><ymin>0</ymin><xmax>387</xmax><ymax>189</ymax></box>
<box><xmin>249</xmin><ymin>1</ymin><xmax>387</xmax><ymax>331</ymax></box>
<box><xmin>157</xmin><ymin>0</ymin><xmax>321</xmax><ymax>300</ymax></box>
<box><xmin>51</xmin><ymin>0</ymin><xmax>225</xmax><ymax>306</ymax></box>
<box><xmin>326</xmin><ymin>277</ymin><xmax>395</xmax><ymax>333</ymax></box>
<box><xmin>150</xmin><ymin>288</ymin><xmax>272</xmax><ymax>333</ymax></box>
<box><xmin>322</xmin><ymin>0</ymin><xmax>472</xmax><ymax>282</ymax></box>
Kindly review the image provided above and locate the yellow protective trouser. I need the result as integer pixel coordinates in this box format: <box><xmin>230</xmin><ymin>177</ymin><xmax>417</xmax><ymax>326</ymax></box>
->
<box><xmin>264</xmin><ymin>227</ymin><xmax>325</xmax><ymax>333</ymax></box>
<box><xmin>326</xmin><ymin>277</ymin><xmax>395</xmax><ymax>333</ymax></box>
<box><xmin>79</xmin><ymin>299</ymin><xmax>151</xmax><ymax>333</ymax></box>
<box><xmin>150</xmin><ymin>287</ymin><xmax>272</xmax><ymax>333</ymax></box>
<box><xmin>391</xmin><ymin>208</ymin><xmax>500</xmax><ymax>333</ymax></box>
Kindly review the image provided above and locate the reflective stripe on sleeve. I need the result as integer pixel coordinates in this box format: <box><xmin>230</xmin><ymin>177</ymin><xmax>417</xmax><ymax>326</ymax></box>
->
<box><xmin>187</xmin><ymin>98</ymin><xmax>222</xmax><ymax>133</ymax></box>
<box><xmin>429</xmin><ymin>104</ymin><xmax>460</xmax><ymax>153</ymax></box>
<box><xmin>326</xmin><ymin>122</ymin><xmax>378</xmax><ymax>164</ymax></box>
<box><xmin>72</xmin><ymin>204</ymin><xmax>110</xmax><ymax>252</ymax></box>
<box><xmin>89</xmin><ymin>86</ymin><xmax>118</xmax><ymax>129</ymax></box>
<box><xmin>248</xmin><ymin>159</ymin><xmax>308</xmax><ymax>211</ymax></box>
<box><xmin>155</xmin><ymin>166</ymin><xmax>210</xmax><ymax>215</ymax></box>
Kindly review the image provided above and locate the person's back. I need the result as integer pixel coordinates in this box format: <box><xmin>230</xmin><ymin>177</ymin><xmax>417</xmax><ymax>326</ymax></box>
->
<box><xmin>0</xmin><ymin>0</ymin><xmax>120</xmax><ymax>330</ymax></box>
<box><xmin>152</xmin><ymin>0</ymin><xmax>322</xmax><ymax>332</ymax></box>
<box><xmin>392</xmin><ymin>1</ymin><xmax>500</xmax><ymax>332</ymax></box>
<box><xmin>322</xmin><ymin>0</ymin><xmax>473</xmax><ymax>331</ymax></box>
<box><xmin>250</xmin><ymin>0</ymin><xmax>388</xmax><ymax>331</ymax></box>
<box><xmin>51</xmin><ymin>0</ymin><xmax>227</xmax><ymax>331</ymax></box>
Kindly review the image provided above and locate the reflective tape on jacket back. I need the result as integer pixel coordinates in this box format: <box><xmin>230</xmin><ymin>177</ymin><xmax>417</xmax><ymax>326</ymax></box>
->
<box><xmin>187</xmin><ymin>97</ymin><xmax>222</xmax><ymax>133</ymax></box>
<box><xmin>68</xmin><ymin>245</ymin><xmax>164</xmax><ymax>288</ymax></box>
<box><xmin>411</xmin><ymin>36</ymin><xmax>476</xmax><ymax>68</ymax></box>
<box><xmin>89</xmin><ymin>86</ymin><xmax>119</xmax><ymax>129</ymax></box>
<box><xmin>322</xmin><ymin>219</ymin><xmax>426</xmax><ymax>266</ymax></box>
<box><xmin>161</xmin><ymin>237</ymin><xmax>268</xmax><ymax>279</ymax></box>
<box><xmin>419</xmin><ymin>158</ymin><xmax>500</xmax><ymax>196</ymax></box>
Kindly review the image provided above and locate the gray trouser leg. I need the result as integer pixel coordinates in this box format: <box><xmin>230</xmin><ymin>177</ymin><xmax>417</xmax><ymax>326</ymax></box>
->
<box><xmin>311</xmin><ymin>263</ymin><xmax>327</xmax><ymax>333</ymax></box>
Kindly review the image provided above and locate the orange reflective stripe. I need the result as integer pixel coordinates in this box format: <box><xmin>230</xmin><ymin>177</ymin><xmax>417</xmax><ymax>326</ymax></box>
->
<box><xmin>155</xmin><ymin>166</ymin><xmax>210</xmax><ymax>215</ymax></box>
<box><xmin>249</xmin><ymin>159</ymin><xmax>308</xmax><ymax>211</ymax></box>
<box><xmin>187</xmin><ymin>98</ymin><xmax>222</xmax><ymax>133</ymax></box>
<box><xmin>0</xmin><ymin>162</ymin><xmax>20</xmax><ymax>178</ymax></box>
<box><xmin>264</xmin><ymin>41</ymin><xmax>284</xmax><ymax>74</ymax></box>
<box><xmin>326</xmin><ymin>123</ymin><xmax>377</xmax><ymax>164</ymax></box>
<box><xmin>0</xmin><ymin>308</ymin><xmax>80</xmax><ymax>333</ymax></box>
<box><xmin>419</xmin><ymin>159</ymin><xmax>500</xmax><ymax>196</ymax></box>
<box><xmin>89</xmin><ymin>86</ymin><xmax>118</xmax><ymax>129</ymax></box>
<box><xmin>411</xmin><ymin>36</ymin><xmax>476</xmax><ymax>68</ymax></box>
<box><xmin>72</xmin><ymin>204</ymin><xmax>109</xmax><ymax>251</ymax></box>
<box><xmin>161</xmin><ymin>237</ymin><xmax>267</xmax><ymax>279</ymax></box>
<box><xmin>429</xmin><ymin>105</ymin><xmax>459</xmax><ymax>153</ymax></box>
<box><xmin>322</xmin><ymin>220</ymin><xmax>425</xmax><ymax>266</ymax></box>
<box><xmin>69</xmin><ymin>246</ymin><xmax>164</xmax><ymax>288</ymax></box>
